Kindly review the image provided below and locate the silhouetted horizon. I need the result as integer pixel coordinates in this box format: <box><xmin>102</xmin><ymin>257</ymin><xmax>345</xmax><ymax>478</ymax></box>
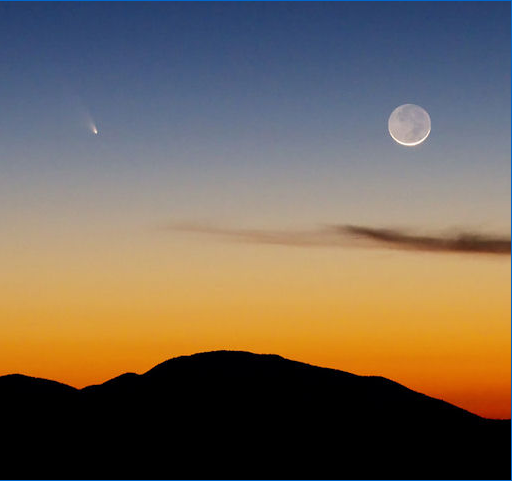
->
<box><xmin>1</xmin><ymin>349</ymin><xmax>510</xmax><ymax>421</ymax></box>
<box><xmin>2</xmin><ymin>350</ymin><xmax>510</xmax><ymax>480</ymax></box>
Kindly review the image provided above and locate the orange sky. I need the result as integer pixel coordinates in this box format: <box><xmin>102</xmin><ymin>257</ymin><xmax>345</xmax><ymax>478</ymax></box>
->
<box><xmin>0</xmin><ymin>233</ymin><xmax>509</xmax><ymax>419</ymax></box>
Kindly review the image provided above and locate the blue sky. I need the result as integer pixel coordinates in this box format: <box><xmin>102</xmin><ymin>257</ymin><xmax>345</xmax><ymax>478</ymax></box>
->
<box><xmin>0</xmin><ymin>2</ymin><xmax>510</xmax><ymax>231</ymax></box>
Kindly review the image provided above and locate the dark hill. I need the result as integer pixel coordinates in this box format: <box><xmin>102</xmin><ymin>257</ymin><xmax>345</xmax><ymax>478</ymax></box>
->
<box><xmin>1</xmin><ymin>350</ymin><xmax>510</xmax><ymax>479</ymax></box>
<box><xmin>0</xmin><ymin>373</ymin><xmax>77</xmax><ymax>397</ymax></box>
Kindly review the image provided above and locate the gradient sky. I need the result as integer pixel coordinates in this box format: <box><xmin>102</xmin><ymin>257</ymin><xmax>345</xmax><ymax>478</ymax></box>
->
<box><xmin>0</xmin><ymin>2</ymin><xmax>510</xmax><ymax>418</ymax></box>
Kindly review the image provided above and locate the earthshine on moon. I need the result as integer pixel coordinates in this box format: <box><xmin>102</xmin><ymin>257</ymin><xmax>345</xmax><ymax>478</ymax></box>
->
<box><xmin>388</xmin><ymin>104</ymin><xmax>431</xmax><ymax>146</ymax></box>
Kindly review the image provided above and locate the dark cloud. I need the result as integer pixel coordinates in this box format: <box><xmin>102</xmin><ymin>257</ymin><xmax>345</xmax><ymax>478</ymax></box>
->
<box><xmin>339</xmin><ymin>225</ymin><xmax>511</xmax><ymax>255</ymax></box>
<box><xmin>169</xmin><ymin>222</ymin><xmax>510</xmax><ymax>256</ymax></box>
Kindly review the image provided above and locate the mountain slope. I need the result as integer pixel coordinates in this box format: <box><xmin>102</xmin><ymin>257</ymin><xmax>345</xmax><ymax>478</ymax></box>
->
<box><xmin>0</xmin><ymin>373</ymin><xmax>77</xmax><ymax>397</ymax></box>
<box><xmin>1</xmin><ymin>350</ymin><xmax>510</xmax><ymax>480</ymax></box>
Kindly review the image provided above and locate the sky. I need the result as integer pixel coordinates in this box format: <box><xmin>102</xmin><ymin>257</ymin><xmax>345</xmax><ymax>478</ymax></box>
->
<box><xmin>0</xmin><ymin>2</ymin><xmax>510</xmax><ymax>418</ymax></box>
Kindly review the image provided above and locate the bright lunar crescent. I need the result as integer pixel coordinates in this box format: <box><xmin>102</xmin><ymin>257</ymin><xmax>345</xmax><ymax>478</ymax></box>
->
<box><xmin>388</xmin><ymin>104</ymin><xmax>431</xmax><ymax>146</ymax></box>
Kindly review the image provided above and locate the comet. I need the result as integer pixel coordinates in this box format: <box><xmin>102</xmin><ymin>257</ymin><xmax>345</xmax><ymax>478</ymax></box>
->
<box><xmin>88</xmin><ymin>120</ymin><xmax>99</xmax><ymax>135</ymax></box>
<box><xmin>62</xmin><ymin>88</ymin><xmax>100</xmax><ymax>136</ymax></box>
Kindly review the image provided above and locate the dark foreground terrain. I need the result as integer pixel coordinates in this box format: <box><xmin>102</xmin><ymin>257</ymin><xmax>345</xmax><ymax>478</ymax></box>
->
<box><xmin>1</xmin><ymin>350</ymin><xmax>510</xmax><ymax>479</ymax></box>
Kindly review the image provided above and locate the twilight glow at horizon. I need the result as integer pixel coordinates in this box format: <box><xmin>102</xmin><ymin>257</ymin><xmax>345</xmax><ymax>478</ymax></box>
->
<box><xmin>0</xmin><ymin>2</ymin><xmax>509</xmax><ymax>419</ymax></box>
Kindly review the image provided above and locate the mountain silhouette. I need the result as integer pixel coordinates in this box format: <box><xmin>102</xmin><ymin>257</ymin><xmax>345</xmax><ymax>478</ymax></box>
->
<box><xmin>1</xmin><ymin>350</ymin><xmax>510</xmax><ymax>479</ymax></box>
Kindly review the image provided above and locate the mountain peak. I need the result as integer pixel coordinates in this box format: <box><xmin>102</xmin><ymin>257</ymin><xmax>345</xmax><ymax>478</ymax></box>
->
<box><xmin>0</xmin><ymin>350</ymin><xmax>509</xmax><ymax>479</ymax></box>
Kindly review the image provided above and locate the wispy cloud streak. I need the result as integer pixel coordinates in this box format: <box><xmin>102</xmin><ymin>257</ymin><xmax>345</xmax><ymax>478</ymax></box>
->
<box><xmin>339</xmin><ymin>225</ymin><xmax>510</xmax><ymax>255</ymax></box>
<box><xmin>169</xmin><ymin>223</ymin><xmax>510</xmax><ymax>256</ymax></box>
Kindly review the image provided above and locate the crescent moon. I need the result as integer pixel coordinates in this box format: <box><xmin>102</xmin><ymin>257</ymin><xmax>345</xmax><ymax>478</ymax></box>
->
<box><xmin>388</xmin><ymin>104</ymin><xmax>431</xmax><ymax>147</ymax></box>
